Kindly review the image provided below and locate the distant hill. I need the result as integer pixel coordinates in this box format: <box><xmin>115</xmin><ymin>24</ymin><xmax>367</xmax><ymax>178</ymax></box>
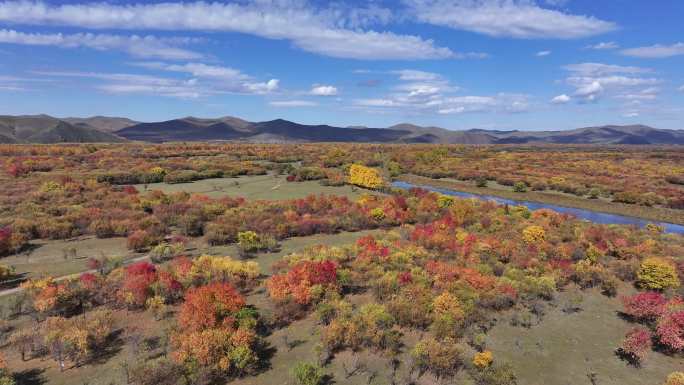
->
<box><xmin>2</xmin><ymin>114</ymin><xmax>682</xmax><ymax>145</ymax></box>
<box><xmin>64</xmin><ymin>116</ymin><xmax>139</xmax><ymax>133</ymax></box>
<box><xmin>118</xmin><ymin>117</ymin><xmax>684</xmax><ymax>145</ymax></box>
<box><xmin>0</xmin><ymin>115</ymin><xmax>127</xmax><ymax>143</ymax></box>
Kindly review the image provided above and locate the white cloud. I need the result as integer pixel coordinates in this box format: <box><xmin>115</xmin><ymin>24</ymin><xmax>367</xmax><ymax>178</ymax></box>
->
<box><xmin>621</xmin><ymin>43</ymin><xmax>684</xmax><ymax>58</ymax></box>
<box><xmin>0</xmin><ymin>1</ymin><xmax>460</xmax><ymax>60</ymax></box>
<box><xmin>560</xmin><ymin>63</ymin><xmax>661</xmax><ymax>103</ymax></box>
<box><xmin>309</xmin><ymin>85</ymin><xmax>338</xmax><ymax>96</ymax></box>
<box><xmin>32</xmin><ymin>63</ymin><xmax>279</xmax><ymax>98</ymax></box>
<box><xmin>679</xmin><ymin>85</ymin><xmax>684</xmax><ymax>92</ymax></box>
<box><xmin>536</xmin><ymin>50</ymin><xmax>551</xmax><ymax>57</ymax></box>
<box><xmin>623</xmin><ymin>112</ymin><xmax>639</xmax><ymax>118</ymax></box>
<box><xmin>616</xmin><ymin>87</ymin><xmax>659</xmax><ymax>101</ymax></box>
<box><xmin>132</xmin><ymin>62</ymin><xmax>279</xmax><ymax>94</ymax></box>
<box><xmin>562</xmin><ymin>63</ymin><xmax>651</xmax><ymax>76</ymax></box>
<box><xmin>551</xmin><ymin>94</ymin><xmax>570</xmax><ymax>104</ymax></box>
<box><xmin>0</xmin><ymin>29</ymin><xmax>201</xmax><ymax>60</ymax></box>
<box><xmin>393</xmin><ymin>69</ymin><xmax>441</xmax><ymax>81</ymax></box>
<box><xmin>355</xmin><ymin>70</ymin><xmax>528</xmax><ymax>114</ymax></box>
<box><xmin>31</xmin><ymin>70</ymin><xmax>204</xmax><ymax>98</ymax></box>
<box><xmin>585</xmin><ymin>41</ymin><xmax>619</xmax><ymax>50</ymax></box>
<box><xmin>269</xmin><ymin>100</ymin><xmax>318</xmax><ymax>107</ymax></box>
<box><xmin>403</xmin><ymin>0</ymin><xmax>616</xmax><ymax>39</ymax></box>
<box><xmin>353</xmin><ymin>98</ymin><xmax>398</xmax><ymax>107</ymax></box>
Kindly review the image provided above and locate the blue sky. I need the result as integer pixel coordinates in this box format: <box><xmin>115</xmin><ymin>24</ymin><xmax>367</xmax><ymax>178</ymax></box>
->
<box><xmin>0</xmin><ymin>0</ymin><xmax>683</xmax><ymax>130</ymax></box>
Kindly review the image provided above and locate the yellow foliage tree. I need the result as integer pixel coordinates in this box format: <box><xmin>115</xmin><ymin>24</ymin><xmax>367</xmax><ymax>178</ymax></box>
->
<box><xmin>190</xmin><ymin>255</ymin><xmax>260</xmax><ymax>285</ymax></box>
<box><xmin>348</xmin><ymin>164</ymin><xmax>385</xmax><ymax>189</ymax></box>
<box><xmin>637</xmin><ymin>257</ymin><xmax>680</xmax><ymax>290</ymax></box>
<box><xmin>473</xmin><ymin>350</ymin><xmax>493</xmax><ymax>369</ymax></box>
<box><xmin>522</xmin><ymin>225</ymin><xmax>546</xmax><ymax>244</ymax></box>
<box><xmin>432</xmin><ymin>291</ymin><xmax>464</xmax><ymax>321</ymax></box>
<box><xmin>664</xmin><ymin>372</ymin><xmax>684</xmax><ymax>385</ymax></box>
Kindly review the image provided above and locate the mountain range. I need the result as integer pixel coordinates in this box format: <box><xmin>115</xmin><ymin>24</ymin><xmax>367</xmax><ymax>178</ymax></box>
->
<box><xmin>1</xmin><ymin>114</ymin><xmax>683</xmax><ymax>145</ymax></box>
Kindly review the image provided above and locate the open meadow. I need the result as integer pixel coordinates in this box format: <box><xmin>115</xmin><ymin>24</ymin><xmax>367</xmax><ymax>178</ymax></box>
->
<box><xmin>1</xmin><ymin>143</ymin><xmax>683</xmax><ymax>385</ymax></box>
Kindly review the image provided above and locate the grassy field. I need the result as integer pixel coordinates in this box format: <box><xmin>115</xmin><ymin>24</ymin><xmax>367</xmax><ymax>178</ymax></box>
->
<box><xmin>399</xmin><ymin>174</ymin><xmax>684</xmax><ymax>225</ymax></box>
<box><xmin>488</xmin><ymin>287</ymin><xmax>682</xmax><ymax>385</ymax></box>
<box><xmin>1</xmin><ymin>236</ymin><xmax>132</xmax><ymax>281</ymax></box>
<box><xmin>133</xmin><ymin>174</ymin><xmax>363</xmax><ymax>201</ymax></box>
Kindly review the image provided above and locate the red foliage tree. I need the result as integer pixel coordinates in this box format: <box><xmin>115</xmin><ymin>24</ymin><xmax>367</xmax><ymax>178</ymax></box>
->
<box><xmin>622</xmin><ymin>291</ymin><xmax>667</xmax><ymax>321</ymax></box>
<box><xmin>267</xmin><ymin>260</ymin><xmax>338</xmax><ymax>305</ymax></box>
<box><xmin>618</xmin><ymin>327</ymin><xmax>652</xmax><ymax>364</ymax></box>
<box><xmin>178</xmin><ymin>282</ymin><xmax>245</xmax><ymax>332</ymax></box>
<box><xmin>656</xmin><ymin>310</ymin><xmax>684</xmax><ymax>351</ymax></box>
<box><xmin>122</xmin><ymin>262</ymin><xmax>157</xmax><ymax>307</ymax></box>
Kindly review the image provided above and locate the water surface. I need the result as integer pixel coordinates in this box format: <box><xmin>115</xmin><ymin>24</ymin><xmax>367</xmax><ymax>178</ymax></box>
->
<box><xmin>392</xmin><ymin>181</ymin><xmax>684</xmax><ymax>235</ymax></box>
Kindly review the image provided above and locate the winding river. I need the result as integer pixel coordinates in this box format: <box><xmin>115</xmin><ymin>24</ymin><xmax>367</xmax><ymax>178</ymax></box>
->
<box><xmin>392</xmin><ymin>181</ymin><xmax>684</xmax><ymax>235</ymax></box>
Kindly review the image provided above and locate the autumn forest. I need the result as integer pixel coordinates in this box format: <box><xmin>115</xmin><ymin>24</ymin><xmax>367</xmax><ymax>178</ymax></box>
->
<box><xmin>1</xmin><ymin>143</ymin><xmax>684</xmax><ymax>385</ymax></box>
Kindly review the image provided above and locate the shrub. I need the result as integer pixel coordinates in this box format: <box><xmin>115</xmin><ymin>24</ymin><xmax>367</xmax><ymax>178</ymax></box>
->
<box><xmin>473</xmin><ymin>351</ymin><xmax>494</xmax><ymax>369</ymax></box>
<box><xmin>267</xmin><ymin>260</ymin><xmax>338</xmax><ymax>305</ymax></box>
<box><xmin>127</xmin><ymin>229</ymin><xmax>155</xmax><ymax>252</ymax></box>
<box><xmin>0</xmin><ymin>352</ymin><xmax>14</xmax><ymax>385</ymax></box>
<box><xmin>512</xmin><ymin>182</ymin><xmax>527</xmax><ymax>193</ymax></box>
<box><xmin>621</xmin><ymin>291</ymin><xmax>667</xmax><ymax>320</ymax></box>
<box><xmin>237</xmin><ymin>231</ymin><xmax>260</xmax><ymax>253</ymax></box>
<box><xmin>149</xmin><ymin>241</ymin><xmax>185</xmax><ymax>262</ymax></box>
<box><xmin>163</xmin><ymin>170</ymin><xmax>200</xmax><ymax>184</ymax></box>
<box><xmin>637</xmin><ymin>258</ymin><xmax>680</xmax><ymax>290</ymax></box>
<box><xmin>129</xmin><ymin>359</ymin><xmax>184</xmax><ymax>385</ymax></box>
<box><xmin>348</xmin><ymin>164</ymin><xmax>385</xmax><ymax>189</ymax></box>
<box><xmin>616</xmin><ymin>327</ymin><xmax>652</xmax><ymax>365</ymax></box>
<box><xmin>290</xmin><ymin>167</ymin><xmax>326</xmax><ymax>181</ymax></box>
<box><xmin>291</xmin><ymin>362</ymin><xmax>325</xmax><ymax>385</ymax></box>
<box><xmin>0</xmin><ymin>265</ymin><xmax>13</xmax><ymax>283</ymax></box>
<box><xmin>521</xmin><ymin>226</ymin><xmax>545</xmax><ymax>244</ymax></box>
<box><xmin>370</xmin><ymin>207</ymin><xmax>386</xmax><ymax>221</ymax></box>
<box><xmin>472</xmin><ymin>362</ymin><xmax>517</xmax><ymax>385</ymax></box>
<box><xmin>178</xmin><ymin>282</ymin><xmax>245</xmax><ymax>332</ymax></box>
<box><xmin>412</xmin><ymin>337</ymin><xmax>463</xmax><ymax>379</ymax></box>
<box><xmin>656</xmin><ymin>310</ymin><xmax>684</xmax><ymax>351</ymax></box>
<box><xmin>664</xmin><ymin>372</ymin><xmax>684</xmax><ymax>385</ymax></box>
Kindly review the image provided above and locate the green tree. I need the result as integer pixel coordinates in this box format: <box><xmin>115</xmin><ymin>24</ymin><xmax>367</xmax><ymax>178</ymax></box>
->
<box><xmin>291</xmin><ymin>361</ymin><xmax>326</xmax><ymax>385</ymax></box>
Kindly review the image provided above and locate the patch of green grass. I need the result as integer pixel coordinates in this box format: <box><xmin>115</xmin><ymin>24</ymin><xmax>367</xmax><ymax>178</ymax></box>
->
<box><xmin>2</xmin><ymin>236</ymin><xmax>132</xmax><ymax>279</ymax></box>
<box><xmin>487</xmin><ymin>288</ymin><xmax>681</xmax><ymax>385</ymax></box>
<box><xmin>134</xmin><ymin>174</ymin><xmax>363</xmax><ymax>201</ymax></box>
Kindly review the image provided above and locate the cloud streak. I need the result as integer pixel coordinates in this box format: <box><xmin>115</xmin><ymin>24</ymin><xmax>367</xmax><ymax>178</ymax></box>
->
<box><xmin>403</xmin><ymin>0</ymin><xmax>616</xmax><ymax>39</ymax></box>
<box><xmin>621</xmin><ymin>43</ymin><xmax>684</xmax><ymax>58</ymax></box>
<box><xmin>0</xmin><ymin>29</ymin><xmax>202</xmax><ymax>60</ymax></box>
<box><xmin>270</xmin><ymin>100</ymin><xmax>318</xmax><ymax>107</ymax></box>
<box><xmin>0</xmin><ymin>1</ymin><xmax>461</xmax><ymax>60</ymax></box>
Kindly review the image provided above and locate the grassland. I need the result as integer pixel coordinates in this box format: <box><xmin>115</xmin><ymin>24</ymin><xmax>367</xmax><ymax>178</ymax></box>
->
<box><xmin>133</xmin><ymin>174</ymin><xmax>363</xmax><ymax>201</ymax></box>
<box><xmin>1</xmin><ymin>236</ymin><xmax>131</xmax><ymax>283</ymax></box>
<box><xmin>399</xmin><ymin>174</ymin><xmax>684</xmax><ymax>225</ymax></box>
<box><xmin>488</xmin><ymin>287</ymin><xmax>683</xmax><ymax>385</ymax></box>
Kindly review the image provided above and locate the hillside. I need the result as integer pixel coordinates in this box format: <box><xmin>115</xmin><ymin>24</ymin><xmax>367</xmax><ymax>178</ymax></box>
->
<box><xmin>2</xmin><ymin>114</ymin><xmax>682</xmax><ymax>144</ymax></box>
<box><xmin>63</xmin><ymin>116</ymin><xmax>139</xmax><ymax>132</ymax></box>
<box><xmin>118</xmin><ymin>117</ymin><xmax>684</xmax><ymax>144</ymax></box>
<box><xmin>0</xmin><ymin>115</ymin><xmax>127</xmax><ymax>143</ymax></box>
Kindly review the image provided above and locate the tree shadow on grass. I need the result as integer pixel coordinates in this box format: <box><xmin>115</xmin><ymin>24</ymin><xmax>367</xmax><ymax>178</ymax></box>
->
<box><xmin>85</xmin><ymin>328</ymin><xmax>125</xmax><ymax>366</ymax></box>
<box><xmin>13</xmin><ymin>368</ymin><xmax>47</xmax><ymax>385</ymax></box>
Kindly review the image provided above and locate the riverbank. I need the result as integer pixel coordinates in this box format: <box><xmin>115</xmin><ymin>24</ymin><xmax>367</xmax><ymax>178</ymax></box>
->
<box><xmin>397</xmin><ymin>174</ymin><xmax>684</xmax><ymax>226</ymax></box>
